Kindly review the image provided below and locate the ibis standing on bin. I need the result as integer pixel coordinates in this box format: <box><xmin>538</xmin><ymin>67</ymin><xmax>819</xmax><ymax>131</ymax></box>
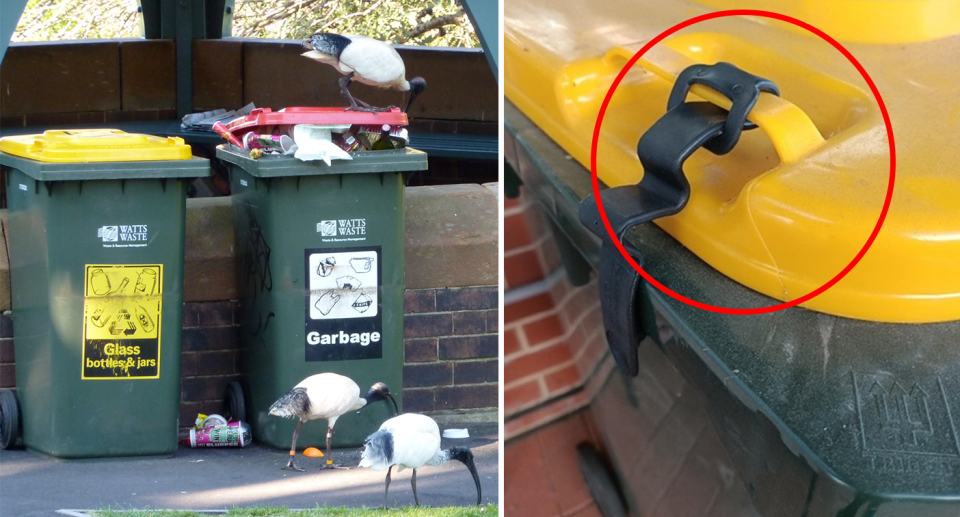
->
<box><xmin>360</xmin><ymin>413</ymin><xmax>482</xmax><ymax>507</ymax></box>
<box><xmin>269</xmin><ymin>372</ymin><xmax>398</xmax><ymax>471</ymax></box>
<box><xmin>301</xmin><ymin>33</ymin><xmax>426</xmax><ymax>113</ymax></box>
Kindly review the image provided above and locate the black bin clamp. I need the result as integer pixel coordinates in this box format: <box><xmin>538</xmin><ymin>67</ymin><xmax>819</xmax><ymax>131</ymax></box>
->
<box><xmin>578</xmin><ymin>62</ymin><xmax>780</xmax><ymax>377</ymax></box>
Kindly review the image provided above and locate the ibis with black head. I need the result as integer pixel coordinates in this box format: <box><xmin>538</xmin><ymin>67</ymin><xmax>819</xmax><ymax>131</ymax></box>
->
<box><xmin>302</xmin><ymin>33</ymin><xmax>426</xmax><ymax>113</ymax></box>
<box><xmin>269</xmin><ymin>372</ymin><xmax>398</xmax><ymax>471</ymax></box>
<box><xmin>360</xmin><ymin>413</ymin><xmax>482</xmax><ymax>507</ymax></box>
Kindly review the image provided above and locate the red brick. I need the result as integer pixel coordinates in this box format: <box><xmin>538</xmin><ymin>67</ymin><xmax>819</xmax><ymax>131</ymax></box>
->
<box><xmin>504</xmin><ymin>328</ymin><xmax>522</xmax><ymax>357</ymax></box>
<box><xmin>505</xmin><ymin>380</ymin><xmax>542</xmax><ymax>411</ymax></box>
<box><xmin>0</xmin><ymin>364</ymin><xmax>15</xmax><ymax>388</ymax></box>
<box><xmin>506</xmin><ymin>344</ymin><xmax>573</xmax><ymax>382</ymax></box>
<box><xmin>503</xmin><ymin>195</ymin><xmax>523</xmax><ymax>212</ymax></box>
<box><xmin>0</xmin><ymin>339</ymin><xmax>14</xmax><ymax>363</ymax></box>
<box><xmin>504</xmin><ymin>293</ymin><xmax>555</xmax><ymax>324</ymax></box>
<box><xmin>180</xmin><ymin>352</ymin><xmax>200</xmax><ymax>377</ymax></box>
<box><xmin>436</xmin><ymin>384</ymin><xmax>497</xmax><ymax>409</ymax></box>
<box><xmin>404</xmin><ymin>313</ymin><xmax>453</xmax><ymax>338</ymax></box>
<box><xmin>403</xmin><ymin>388</ymin><xmax>435</xmax><ymax>412</ymax></box>
<box><xmin>523</xmin><ymin>314</ymin><xmax>565</xmax><ymax>346</ymax></box>
<box><xmin>505</xmin><ymin>212</ymin><xmax>534</xmax><ymax>251</ymax></box>
<box><xmin>486</xmin><ymin>309</ymin><xmax>499</xmax><ymax>332</ymax></box>
<box><xmin>0</xmin><ymin>315</ymin><xmax>13</xmax><ymax>338</ymax></box>
<box><xmin>404</xmin><ymin>289</ymin><xmax>436</xmax><ymax>313</ymax></box>
<box><xmin>198</xmin><ymin>350</ymin><xmax>237</xmax><ymax>376</ymax></box>
<box><xmin>452</xmin><ymin>310</ymin><xmax>488</xmax><ymax>335</ymax></box>
<box><xmin>0</xmin><ymin>314</ymin><xmax>13</xmax><ymax>338</ymax></box>
<box><xmin>438</xmin><ymin>335</ymin><xmax>497</xmax><ymax>360</ymax></box>
<box><xmin>403</xmin><ymin>362</ymin><xmax>452</xmax><ymax>388</ymax></box>
<box><xmin>181</xmin><ymin>376</ymin><xmax>238</xmax><ymax>403</ymax></box>
<box><xmin>436</xmin><ymin>286</ymin><xmax>498</xmax><ymax>311</ymax></box>
<box><xmin>198</xmin><ymin>300</ymin><xmax>234</xmax><ymax>327</ymax></box>
<box><xmin>181</xmin><ymin>326</ymin><xmax>240</xmax><ymax>352</ymax></box>
<box><xmin>486</xmin><ymin>360</ymin><xmax>499</xmax><ymax>383</ymax></box>
<box><xmin>504</xmin><ymin>433</ymin><xmax>563</xmax><ymax>517</ymax></box>
<box><xmin>545</xmin><ymin>364</ymin><xmax>582</xmax><ymax>393</ymax></box>
<box><xmin>404</xmin><ymin>338</ymin><xmax>438</xmax><ymax>363</ymax></box>
<box><xmin>505</xmin><ymin>249</ymin><xmax>545</xmax><ymax>288</ymax></box>
<box><xmin>453</xmin><ymin>361</ymin><xmax>489</xmax><ymax>385</ymax></box>
<box><xmin>182</xmin><ymin>302</ymin><xmax>200</xmax><ymax>328</ymax></box>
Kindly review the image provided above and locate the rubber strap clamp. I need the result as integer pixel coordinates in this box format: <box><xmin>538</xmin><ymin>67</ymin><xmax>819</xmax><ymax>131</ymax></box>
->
<box><xmin>578</xmin><ymin>62</ymin><xmax>779</xmax><ymax>376</ymax></box>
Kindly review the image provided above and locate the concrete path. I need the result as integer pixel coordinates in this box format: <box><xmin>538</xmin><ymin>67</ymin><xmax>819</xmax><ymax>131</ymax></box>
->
<box><xmin>0</xmin><ymin>423</ymin><xmax>498</xmax><ymax>516</ymax></box>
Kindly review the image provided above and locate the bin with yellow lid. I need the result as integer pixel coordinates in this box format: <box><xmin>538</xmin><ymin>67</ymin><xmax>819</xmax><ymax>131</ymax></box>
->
<box><xmin>0</xmin><ymin>129</ymin><xmax>209</xmax><ymax>458</ymax></box>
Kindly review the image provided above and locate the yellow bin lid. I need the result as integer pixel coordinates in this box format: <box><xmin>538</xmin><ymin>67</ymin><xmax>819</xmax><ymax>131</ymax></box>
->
<box><xmin>506</xmin><ymin>1</ymin><xmax>960</xmax><ymax>323</ymax></box>
<box><xmin>0</xmin><ymin>129</ymin><xmax>192</xmax><ymax>162</ymax></box>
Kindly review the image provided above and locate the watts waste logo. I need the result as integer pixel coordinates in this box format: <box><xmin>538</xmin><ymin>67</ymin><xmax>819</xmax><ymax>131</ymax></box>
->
<box><xmin>98</xmin><ymin>225</ymin><xmax>150</xmax><ymax>248</ymax></box>
<box><xmin>318</xmin><ymin>219</ymin><xmax>367</xmax><ymax>242</ymax></box>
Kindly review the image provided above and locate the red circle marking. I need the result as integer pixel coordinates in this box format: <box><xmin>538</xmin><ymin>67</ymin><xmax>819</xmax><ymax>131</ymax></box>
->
<box><xmin>590</xmin><ymin>9</ymin><xmax>896</xmax><ymax>315</ymax></box>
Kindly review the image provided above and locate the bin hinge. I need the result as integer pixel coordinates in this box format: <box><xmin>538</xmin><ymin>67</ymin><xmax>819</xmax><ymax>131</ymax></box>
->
<box><xmin>578</xmin><ymin>62</ymin><xmax>780</xmax><ymax>377</ymax></box>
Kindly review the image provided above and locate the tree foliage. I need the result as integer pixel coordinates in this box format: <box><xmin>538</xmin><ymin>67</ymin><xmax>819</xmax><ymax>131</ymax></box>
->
<box><xmin>12</xmin><ymin>0</ymin><xmax>479</xmax><ymax>47</ymax></box>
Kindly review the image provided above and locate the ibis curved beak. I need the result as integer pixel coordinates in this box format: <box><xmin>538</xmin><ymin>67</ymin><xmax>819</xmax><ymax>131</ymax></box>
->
<box><xmin>459</xmin><ymin>454</ymin><xmax>482</xmax><ymax>506</ymax></box>
<box><xmin>385</xmin><ymin>392</ymin><xmax>398</xmax><ymax>415</ymax></box>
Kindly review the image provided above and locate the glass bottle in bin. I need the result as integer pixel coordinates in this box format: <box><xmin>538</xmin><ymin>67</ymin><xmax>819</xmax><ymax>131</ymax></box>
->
<box><xmin>371</xmin><ymin>125</ymin><xmax>394</xmax><ymax>151</ymax></box>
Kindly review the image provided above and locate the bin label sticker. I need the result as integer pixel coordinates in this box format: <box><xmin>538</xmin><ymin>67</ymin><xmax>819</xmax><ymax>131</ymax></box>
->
<box><xmin>305</xmin><ymin>247</ymin><xmax>382</xmax><ymax>361</ymax></box>
<box><xmin>97</xmin><ymin>224</ymin><xmax>150</xmax><ymax>248</ymax></box>
<box><xmin>82</xmin><ymin>264</ymin><xmax>163</xmax><ymax>379</ymax></box>
<box><xmin>318</xmin><ymin>218</ymin><xmax>367</xmax><ymax>242</ymax></box>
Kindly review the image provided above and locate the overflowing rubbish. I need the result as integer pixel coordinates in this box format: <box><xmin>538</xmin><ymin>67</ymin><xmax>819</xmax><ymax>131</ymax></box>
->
<box><xmin>209</xmin><ymin>107</ymin><xmax>410</xmax><ymax>163</ymax></box>
<box><xmin>181</xmin><ymin>103</ymin><xmax>257</xmax><ymax>132</ymax></box>
<box><xmin>180</xmin><ymin>413</ymin><xmax>251</xmax><ymax>448</ymax></box>
<box><xmin>293</xmin><ymin>124</ymin><xmax>351</xmax><ymax>165</ymax></box>
<box><xmin>243</xmin><ymin>133</ymin><xmax>295</xmax><ymax>154</ymax></box>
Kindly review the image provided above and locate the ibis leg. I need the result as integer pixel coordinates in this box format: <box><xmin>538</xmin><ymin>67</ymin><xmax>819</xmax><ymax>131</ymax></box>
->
<box><xmin>412</xmin><ymin>467</ymin><xmax>420</xmax><ymax>506</ymax></box>
<box><xmin>339</xmin><ymin>72</ymin><xmax>392</xmax><ymax>113</ymax></box>
<box><xmin>283</xmin><ymin>421</ymin><xmax>305</xmax><ymax>472</ymax></box>
<box><xmin>382</xmin><ymin>465</ymin><xmax>393</xmax><ymax>509</ymax></box>
<box><xmin>320</xmin><ymin>426</ymin><xmax>349</xmax><ymax>470</ymax></box>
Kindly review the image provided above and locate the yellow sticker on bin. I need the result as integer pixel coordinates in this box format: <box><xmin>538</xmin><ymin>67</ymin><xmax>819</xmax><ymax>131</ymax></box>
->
<box><xmin>0</xmin><ymin>129</ymin><xmax>192</xmax><ymax>162</ymax></box>
<box><xmin>82</xmin><ymin>264</ymin><xmax>163</xmax><ymax>379</ymax></box>
<box><xmin>505</xmin><ymin>1</ymin><xmax>960</xmax><ymax>323</ymax></box>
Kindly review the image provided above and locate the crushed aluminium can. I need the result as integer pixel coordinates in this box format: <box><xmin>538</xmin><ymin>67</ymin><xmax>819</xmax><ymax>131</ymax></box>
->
<box><xmin>180</xmin><ymin>421</ymin><xmax>252</xmax><ymax>448</ymax></box>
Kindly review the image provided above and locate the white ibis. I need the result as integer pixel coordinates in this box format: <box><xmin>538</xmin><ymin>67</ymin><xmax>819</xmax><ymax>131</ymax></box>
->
<box><xmin>301</xmin><ymin>33</ymin><xmax>426</xmax><ymax>113</ymax></box>
<box><xmin>269</xmin><ymin>372</ymin><xmax>398</xmax><ymax>471</ymax></box>
<box><xmin>359</xmin><ymin>413</ymin><xmax>482</xmax><ymax>507</ymax></box>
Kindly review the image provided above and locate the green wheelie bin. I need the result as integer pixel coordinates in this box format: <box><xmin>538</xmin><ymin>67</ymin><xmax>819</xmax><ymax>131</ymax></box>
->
<box><xmin>0</xmin><ymin>129</ymin><xmax>209</xmax><ymax>458</ymax></box>
<box><xmin>217</xmin><ymin>143</ymin><xmax>426</xmax><ymax>450</ymax></box>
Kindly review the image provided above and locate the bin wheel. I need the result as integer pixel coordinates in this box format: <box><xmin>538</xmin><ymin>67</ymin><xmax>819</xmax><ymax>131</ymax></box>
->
<box><xmin>0</xmin><ymin>390</ymin><xmax>21</xmax><ymax>450</ymax></box>
<box><xmin>224</xmin><ymin>381</ymin><xmax>246</xmax><ymax>423</ymax></box>
<box><xmin>577</xmin><ymin>443</ymin><xmax>628</xmax><ymax>517</ymax></box>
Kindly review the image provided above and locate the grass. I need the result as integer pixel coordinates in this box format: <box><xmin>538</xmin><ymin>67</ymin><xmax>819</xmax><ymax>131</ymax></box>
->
<box><xmin>93</xmin><ymin>504</ymin><xmax>499</xmax><ymax>516</ymax></box>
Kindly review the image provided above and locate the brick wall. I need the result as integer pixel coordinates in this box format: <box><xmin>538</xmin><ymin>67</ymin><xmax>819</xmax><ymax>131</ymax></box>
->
<box><xmin>503</xmin><ymin>193</ymin><xmax>612</xmax><ymax>439</ymax></box>
<box><xmin>403</xmin><ymin>286</ymin><xmax>499</xmax><ymax>413</ymax></box>
<box><xmin>503</xmin><ymin>192</ymin><xmax>758</xmax><ymax>517</ymax></box>
<box><xmin>0</xmin><ymin>285</ymin><xmax>499</xmax><ymax>431</ymax></box>
<box><xmin>179</xmin><ymin>300</ymin><xmax>242</xmax><ymax>427</ymax></box>
<box><xmin>0</xmin><ymin>313</ymin><xmax>12</xmax><ymax>389</ymax></box>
